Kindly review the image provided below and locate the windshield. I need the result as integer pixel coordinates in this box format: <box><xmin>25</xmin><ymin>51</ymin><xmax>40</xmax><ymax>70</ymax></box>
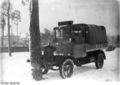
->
<box><xmin>56</xmin><ymin>29</ymin><xmax>60</xmax><ymax>38</ymax></box>
<box><xmin>54</xmin><ymin>26</ymin><xmax>71</xmax><ymax>39</ymax></box>
<box><xmin>55</xmin><ymin>29</ymin><xmax>63</xmax><ymax>38</ymax></box>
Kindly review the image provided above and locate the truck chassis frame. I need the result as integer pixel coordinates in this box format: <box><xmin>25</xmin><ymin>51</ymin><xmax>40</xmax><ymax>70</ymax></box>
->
<box><xmin>40</xmin><ymin>49</ymin><xmax>106</xmax><ymax>78</ymax></box>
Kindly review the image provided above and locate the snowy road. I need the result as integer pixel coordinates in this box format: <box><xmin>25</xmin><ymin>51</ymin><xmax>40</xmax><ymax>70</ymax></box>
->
<box><xmin>1</xmin><ymin>48</ymin><xmax>119</xmax><ymax>85</ymax></box>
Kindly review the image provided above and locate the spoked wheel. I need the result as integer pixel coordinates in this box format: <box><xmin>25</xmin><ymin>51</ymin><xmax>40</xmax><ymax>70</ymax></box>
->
<box><xmin>59</xmin><ymin>59</ymin><xmax>74</xmax><ymax>79</ymax></box>
<box><xmin>95</xmin><ymin>52</ymin><xmax>104</xmax><ymax>69</ymax></box>
<box><xmin>41</xmin><ymin>64</ymin><xmax>49</xmax><ymax>74</ymax></box>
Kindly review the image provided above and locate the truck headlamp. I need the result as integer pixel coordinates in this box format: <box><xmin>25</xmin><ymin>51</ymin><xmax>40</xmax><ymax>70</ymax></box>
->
<box><xmin>41</xmin><ymin>50</ymin><xmax>44</xmax><ymax>55</ymax></box>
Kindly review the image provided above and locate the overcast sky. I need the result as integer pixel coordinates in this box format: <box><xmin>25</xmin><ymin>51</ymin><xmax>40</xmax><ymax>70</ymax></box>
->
<box><xmin>0</xmin><ymin>0</ymin><xmax>119</xmax><ymax>37</ymax></box>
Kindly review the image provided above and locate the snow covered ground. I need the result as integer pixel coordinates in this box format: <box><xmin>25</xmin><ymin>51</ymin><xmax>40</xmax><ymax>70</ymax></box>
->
<box><xmin>1</xmin><ymin>48</ymin><xmax>120</xmax><ymax>85</ymax></box>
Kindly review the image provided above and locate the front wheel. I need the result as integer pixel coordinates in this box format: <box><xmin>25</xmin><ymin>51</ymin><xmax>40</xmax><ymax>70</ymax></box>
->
<box><xmin>59</xmin><ymin>59</ymin><xmax>74</xmax><ymax>79</ymax></box>
<box><xmin>95</xmin><ymin>52</ymin><xmax>104</xmax><ymax>69</ymax></box>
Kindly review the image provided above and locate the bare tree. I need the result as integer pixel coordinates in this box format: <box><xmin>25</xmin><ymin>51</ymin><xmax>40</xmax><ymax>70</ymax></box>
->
<box><xmin>7</xmin><ymin>0</ymin><xmax>11</xmax><ymax>56</ymax></box>
<box><xmin>0</xmin><ymin>0</ymin><xmax>21</xmax><ymax>55</ymax></box>
<box><xmin>0</xmin><ymin>0</ymin><xmax>13</xmax><ymax>56</ymax></box>
<box><xmin>11</xmin><ymin>10</ymin><xmax>21</xmax><ymax>45</ymax></box>
<box><xmin>0</xmin><ymin>16</ymin><xmax>6</xmax><ymax>52</ymax></box>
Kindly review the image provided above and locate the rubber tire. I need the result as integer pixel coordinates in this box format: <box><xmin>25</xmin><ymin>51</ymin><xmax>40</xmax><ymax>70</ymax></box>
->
<box><xmin>59</xmin><ymin>59</ymin><xmax>74</xmax><ymax>79</ymax></box>
<box><xmin>95</xmin><ymin>52</ymin><xmax>104</xmax><ymax>69</ymax></box>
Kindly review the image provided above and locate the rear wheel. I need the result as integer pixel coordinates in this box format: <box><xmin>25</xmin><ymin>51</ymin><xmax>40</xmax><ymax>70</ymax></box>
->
<box><xmin>59</xmin><ymin>59</ymin><xmax>74</xmax><ymax>79</ymax></box>
<box><xmin>95</xmin><ymin>52</ymin><xmax>104</xmax><ymax>69</ymax></box>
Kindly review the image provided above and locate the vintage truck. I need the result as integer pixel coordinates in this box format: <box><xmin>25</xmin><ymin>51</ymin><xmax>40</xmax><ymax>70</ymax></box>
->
<box><xmin>30</xmin><ymin>21</ymin><xmax>108</xmax><ymax>79</ymax></box>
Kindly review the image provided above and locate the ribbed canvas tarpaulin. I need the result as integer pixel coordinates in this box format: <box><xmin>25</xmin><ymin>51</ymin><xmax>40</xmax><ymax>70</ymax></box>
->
<box><xmin>87</xmin><ymin>25</ymin><xmax>107</xmax><ymax>44</ymax></box>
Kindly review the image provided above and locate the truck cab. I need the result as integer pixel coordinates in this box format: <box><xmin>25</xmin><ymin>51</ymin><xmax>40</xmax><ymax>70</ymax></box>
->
<box><xmin>53</xmin><ymin>23</ymin><xmax>87</xmax><ymax>58</ymax></box>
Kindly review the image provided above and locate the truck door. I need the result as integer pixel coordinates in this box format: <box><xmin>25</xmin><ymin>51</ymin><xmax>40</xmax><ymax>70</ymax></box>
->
<box><xmin>72</xmin><ymin>30</ymin><xmax>86</xmax><ymax>58</ymax></box>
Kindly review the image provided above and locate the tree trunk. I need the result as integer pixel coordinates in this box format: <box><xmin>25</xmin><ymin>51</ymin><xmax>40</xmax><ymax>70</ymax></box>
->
<box><xmin>29</xmin><ymin>0</ymin><xmax>43</xmax><ymax>80</ymax></box>
<box><xmin>7</xmin><ymin>0</ymin><xmax>11</xmax><ymax>56</ymax></box>
<box><xmin>1</xmin><ymin>17</ymin><xmax>5</xmax><ymax>52</ymax></box>
<box><xmin>1</xmin><ymin>28</ymin><xmax>4</xmax><ymax>52</ymax></box>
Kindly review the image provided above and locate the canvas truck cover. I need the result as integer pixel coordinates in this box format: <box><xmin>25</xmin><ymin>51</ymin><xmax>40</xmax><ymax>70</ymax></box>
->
<box><xmin>87</xmin><ymin>25</ymin><xmax>107</xmax><ymax>44</ymax></box>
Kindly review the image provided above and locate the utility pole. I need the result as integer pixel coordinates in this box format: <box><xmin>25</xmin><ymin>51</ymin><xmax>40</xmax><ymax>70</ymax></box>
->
<box><xmin>7</xmin><ymin>0</ymin><xmax>11</xmax><ymax>56</ymax></box>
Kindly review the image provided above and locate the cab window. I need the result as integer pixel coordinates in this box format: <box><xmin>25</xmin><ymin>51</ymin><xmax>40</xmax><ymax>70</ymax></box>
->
<box><xmin>72</xmin><ymin>30</ymin><xmax>84</xmax><ymax>44</ymax></box>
